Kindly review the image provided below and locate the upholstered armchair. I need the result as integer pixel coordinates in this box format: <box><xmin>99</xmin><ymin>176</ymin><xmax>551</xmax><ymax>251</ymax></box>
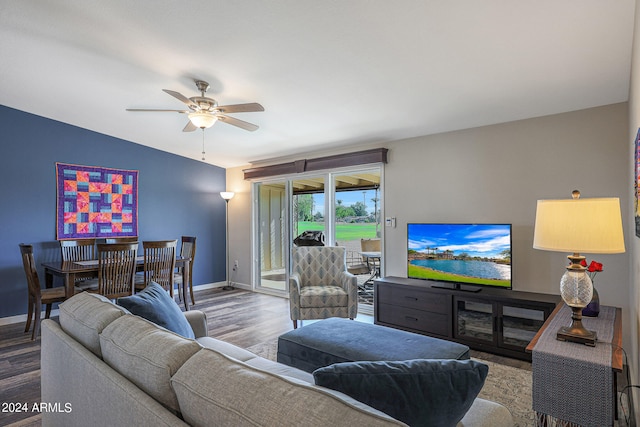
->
<box><xmin>289</xmin><ymin>246</ymin><xmax>358</xmax><ymax>329</ymax></box>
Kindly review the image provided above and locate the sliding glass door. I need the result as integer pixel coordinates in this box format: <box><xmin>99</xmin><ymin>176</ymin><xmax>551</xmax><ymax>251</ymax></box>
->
<box><xmin>332</xmin><ymin>170</ymin><xmax>381</xmax><ymax>312</ymax></box>
<box><xmin>255</xmin><ymin>181</ymin><xmax>288</xmax><ymax>293</ymax></box>
<box><xmin>253</xmin><ymin>166</ymin><xmax>383</xmax><ymax>304</ymax></box>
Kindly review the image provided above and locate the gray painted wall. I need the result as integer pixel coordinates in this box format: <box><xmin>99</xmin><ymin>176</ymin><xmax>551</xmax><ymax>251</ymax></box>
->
<box><xmin>228</xmin><ymin>102</ymin><xmax>631</xmax><ymax>347</ymax></box>
<box><xmin>383</xmin><ymin>103</ymin><xmax>629</xmax><ymax>303</ymax></box>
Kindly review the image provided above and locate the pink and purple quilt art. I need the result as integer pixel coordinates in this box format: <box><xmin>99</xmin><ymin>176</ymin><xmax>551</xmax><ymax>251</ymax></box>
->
<box><xmin>56</xmin><ymin>163</ymin><xmax>138</xmax><ymax>240</ymax></box>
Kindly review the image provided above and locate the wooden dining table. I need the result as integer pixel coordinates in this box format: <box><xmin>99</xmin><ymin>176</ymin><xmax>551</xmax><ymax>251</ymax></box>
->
<box><xmin>42</xmin><ymin>256</ymin><xmax>192</xmax><ymax>311</ymax></box>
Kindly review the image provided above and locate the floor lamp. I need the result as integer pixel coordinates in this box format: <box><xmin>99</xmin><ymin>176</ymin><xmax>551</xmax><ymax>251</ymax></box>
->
<box><xmin>220</xmin><ymin>191</ymin><xmax>235</xmax><ymax>290</ymax></box>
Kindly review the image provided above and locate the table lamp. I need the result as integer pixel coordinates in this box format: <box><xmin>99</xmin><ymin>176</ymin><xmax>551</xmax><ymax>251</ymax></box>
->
<box><xmin>532</xmin><ymin>190</ymin><xmax>625</xmax><ymax>346</ymax></box>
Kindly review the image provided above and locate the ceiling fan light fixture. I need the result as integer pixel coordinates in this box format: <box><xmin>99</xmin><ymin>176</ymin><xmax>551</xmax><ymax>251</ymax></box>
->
<box><xmin>188</xmin><ymin>111</ymin><xmax>218</xmax><ymax>129</ymax></box>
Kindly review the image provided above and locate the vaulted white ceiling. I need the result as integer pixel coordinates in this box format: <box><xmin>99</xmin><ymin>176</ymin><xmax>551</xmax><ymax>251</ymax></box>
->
<box><xmin>0</xmin><ymin>1</ymin><xmax>635</xmax><ymax>168</ymax></box>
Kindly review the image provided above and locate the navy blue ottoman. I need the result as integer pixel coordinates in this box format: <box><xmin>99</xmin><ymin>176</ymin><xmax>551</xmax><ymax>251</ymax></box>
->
<box><xmin>277</xmin><ymin>317</ymin><xmax>470</xmax><ymax>373</ymax></box>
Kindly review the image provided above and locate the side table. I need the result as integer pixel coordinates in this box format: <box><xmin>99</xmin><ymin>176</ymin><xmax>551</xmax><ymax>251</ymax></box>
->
<box><xmin>526</xmin><ymin>304</ymin><xmax>622</xmax><ymax>427</ymax></box>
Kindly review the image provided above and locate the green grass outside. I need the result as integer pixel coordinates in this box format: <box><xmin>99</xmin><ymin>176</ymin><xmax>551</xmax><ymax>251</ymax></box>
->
<box><xmin>296</xmin><ymin>221</ymin><xmax>378</xmax><ymax>241</ymax></box>
<box><xmin>407</xmin><ymin>263</ymin><xmax>511</xmax><ymax>288</ymax></box>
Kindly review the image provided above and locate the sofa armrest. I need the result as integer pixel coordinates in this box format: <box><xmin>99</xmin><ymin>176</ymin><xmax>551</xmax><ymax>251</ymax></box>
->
<box><xmin>289</xmin><ymin>274</ymin><xmax>302</xmax><ymax>320</ymax></box>
<box><xmin>289</xmin><ymin>274</ymin><xmax>301</xmax><ymax>299</ymax></box>
<box><xmin>339</xmin><ymin>271</ymin><xmax>357</xmax><ymax>291</ymax></box>
<box><xmin>184</xmin><ymin>310</ymin><xmax>208</xmax><ymax>338</ymax></box>
<box><xmin>339</xmin><ymin>271</ymin><xmax>358</xmax><ymax>319</ymax></box>
<box><xmin>457</xmin><ymin>398</ymin><xmax>513</xmax><ymax>427</ymax></box>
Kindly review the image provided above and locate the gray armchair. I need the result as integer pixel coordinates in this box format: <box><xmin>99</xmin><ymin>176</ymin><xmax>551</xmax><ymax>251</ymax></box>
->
<box><xmin>289</xmin><ymin>246</ymin><xmax>358</xmax><ymax>329</ymax></box>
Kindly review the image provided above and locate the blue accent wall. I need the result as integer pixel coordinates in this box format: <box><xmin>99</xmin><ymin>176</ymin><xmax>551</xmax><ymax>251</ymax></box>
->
<box><xmin>0</xmin><ymin>105</ymin><xmax>228</xmax><ymax>318</ymax></box>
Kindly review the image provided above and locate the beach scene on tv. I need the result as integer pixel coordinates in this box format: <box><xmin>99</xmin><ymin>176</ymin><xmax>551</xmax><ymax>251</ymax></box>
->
<box><xmin>408</xmin><ymin>223</ymin><xmax>512</xmax><ymax>288</ymax></box>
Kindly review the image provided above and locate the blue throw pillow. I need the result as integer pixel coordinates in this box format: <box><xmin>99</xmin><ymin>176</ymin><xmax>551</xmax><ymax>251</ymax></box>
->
<box><xmin>313</xmin><ymin>358</ymin><xmax>488</xmax><ymax>427</ymax></box>
<box><xmin>117</xmin><ymin>282</ymin><xmax>195</xmax><ymax>339</ymax></box>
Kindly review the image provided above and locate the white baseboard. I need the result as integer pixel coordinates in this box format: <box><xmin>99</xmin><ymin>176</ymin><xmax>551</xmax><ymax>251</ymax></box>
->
<box><xmin>192</xmin><ymin>282</ymin><xmax>224</xmax><ymax>290</ymax></box>
<box><xmin>0</xmin><ymin>309</ymin><xmax>60</xmax><ymax>327</ymax></box>
<box><xmin>192</xmin><ymin>281</ymin><xmax>251</xmax><ymax>291</ymax></box>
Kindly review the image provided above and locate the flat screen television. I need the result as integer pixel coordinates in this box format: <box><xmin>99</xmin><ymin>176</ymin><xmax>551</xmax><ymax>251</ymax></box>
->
<box><xmin>407</xmin><ymin>223</ymin><xmax>512</xmax><ymax>292</ymax></box>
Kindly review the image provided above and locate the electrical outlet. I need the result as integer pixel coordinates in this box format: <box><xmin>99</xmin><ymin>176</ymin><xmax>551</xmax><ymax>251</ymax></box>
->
<box><xmin>233</xmin><ymin>260</ymin><xmax>239</xmax><ymax>271</ymax></box>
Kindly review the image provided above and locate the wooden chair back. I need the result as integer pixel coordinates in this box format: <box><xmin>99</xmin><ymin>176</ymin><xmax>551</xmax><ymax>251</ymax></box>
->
<box><xmin>178</xmin><ymin>236</ymin><xmax>196</xmax><ymax>276</ymax></box>
<box><xmin>179</xmin><ymin>236</ymin><xmax>196</xmax><ymax>265</ymax></box>
<box><xmin>20</xmin><ymin>244</ymin><xmax>66</xmax><ymax>339</ymax></box>
<box><xmin>142</xmin><ymin>240</ymin><xmax>177</xmax><ymax>296</ymax></box>
<box><xmin>20</xmin><ymin>244</ymin><xmax>41</xmax><ymax>298</ymax></box>
<box><xmin>60</xmin><ymin>239</ymin><xmax>100</xmax><ymax>288</ymax></box>
<box><xmin>60</xmin><ymin>239</ymin><xmax>96</xmax><ymax>261</ymax></box>
<box><xmin>103</xmin><ymin>237</ymin><xmax>139</xmax><ymax>244</ymax></box>
<box><xmin>175</xmin><ymin>236</ymin><xmax>196</xmax><ymax>304</ymax></box>
<box><xmin>97</xmin><ymin>242</ymin><xmax>138</xmax><ymax>299</ymax></box>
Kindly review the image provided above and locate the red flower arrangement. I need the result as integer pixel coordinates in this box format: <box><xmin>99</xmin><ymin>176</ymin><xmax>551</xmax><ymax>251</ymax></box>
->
<box><xmin>580</xmin><ymin>259</ymin><xmax>603</xmax><ymax>283</ymax></box>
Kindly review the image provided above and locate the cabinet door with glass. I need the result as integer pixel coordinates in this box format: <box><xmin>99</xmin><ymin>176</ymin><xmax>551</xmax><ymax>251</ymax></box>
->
<box><xmin>454</xmin><ymin>297</ymin><xmax>497</xmax><ymax>346</ymax></box>
<box><xmin>498</xmin><ymin>302</ymin><xmax>550</xmax><ymax>352</ymax></box>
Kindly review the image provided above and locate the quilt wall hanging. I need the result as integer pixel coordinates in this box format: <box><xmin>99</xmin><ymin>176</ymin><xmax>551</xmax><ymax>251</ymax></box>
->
<box><xmin>56</xmin><ymin>162</ymin><xmax>138</xmax><ymax>240</ymax></box>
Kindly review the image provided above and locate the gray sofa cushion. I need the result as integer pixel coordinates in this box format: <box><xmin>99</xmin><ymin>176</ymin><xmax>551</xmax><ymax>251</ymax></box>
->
<box><xmin>244</xmin><ymin>356</ymin><xmax>315</xmax><ymax>383</ymax></box>
<box><xmin>99</xmin><ymin>314</ymin><xmax>201</xmax><ymax>413</ymax></box>
<box><xmin>171</xmin><ymin>348</ymin><xmax>407</xmax><ymax>427</ymax></box>
<box><xmin>313</xmin><ymin>358</ymin><xmax>488</xmax><ymax>427</ymax></box>
<box><xmin>41</xmin><ymin>319</ymin><xmax>189</xmax><ymax>427</ymax></box>
<box><xmin>197</xmin><ymin>336</ymin><xmax>259</xmax><ymax>362</ymax></box>
<box><xmin>59</xmin><ymin>292</ymin><xmax>128</xmax><ymax>358</ymax></box>
<box><xmin>117</xmin><ymin>281</ymin><xmax>195</xmax><ymax>338</ymax></box>
<box><xmin>198</xmin><ymin>336</ymin><xmax>315</xmax><ymax>383</ymax></box>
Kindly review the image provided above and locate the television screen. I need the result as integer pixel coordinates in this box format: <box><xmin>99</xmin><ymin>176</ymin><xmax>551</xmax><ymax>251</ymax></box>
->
<box><xmin>407</xmin><ymin>223</ymin><xmax>512</xmax><ymax>289</ymax></box>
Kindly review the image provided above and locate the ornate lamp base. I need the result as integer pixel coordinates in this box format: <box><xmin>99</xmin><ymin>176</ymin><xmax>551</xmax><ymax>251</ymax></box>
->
<box><xmin>556</xmin><ymin>306</ymin><xmax>597</xmax><ymax>346</ymax></box>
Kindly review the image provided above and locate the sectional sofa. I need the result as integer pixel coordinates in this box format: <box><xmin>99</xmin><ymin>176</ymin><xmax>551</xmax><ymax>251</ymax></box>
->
<box><xmin>40</xmin><ymin>292</ymin><xmax>513</xmax><ymax>426</ymax></box>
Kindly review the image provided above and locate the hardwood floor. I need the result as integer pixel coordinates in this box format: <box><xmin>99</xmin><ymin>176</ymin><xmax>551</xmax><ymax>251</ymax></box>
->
<box><xmin>0</xmin><ymin>287</ymin><xmax>530</xmax><ymax>426</ymax></box>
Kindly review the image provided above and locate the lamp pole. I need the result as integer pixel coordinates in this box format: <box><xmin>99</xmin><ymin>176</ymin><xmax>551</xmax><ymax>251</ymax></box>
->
<box><xmin>220</xmin><ymin>192</ymin><xmax>235</xmax><ymax>290</ymax></box>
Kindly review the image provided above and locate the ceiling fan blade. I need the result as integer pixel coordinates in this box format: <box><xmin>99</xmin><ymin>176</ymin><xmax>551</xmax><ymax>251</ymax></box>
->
<box><xmin>217</xmin><ymin>114</ymin><xmax>259</xmax><ymax>132</ymax></box>
<box><xmin>126</xmin><ymin>108</ymin><xmax>189</xmax><ymax>113</ymax></box>
<box><xmin>163</xmin><ymin>89</ymin><xmax>200</xmax><ymax>109</ymax></box>
<box><xmin>183</xmin><ymin>121</ymin><xmax>198</xmax><ymax>132</ymax></box>
<box><xmin>216</xmin><ymin>103</ymin><xmax>265</xmax><ymax>113</ymax></box>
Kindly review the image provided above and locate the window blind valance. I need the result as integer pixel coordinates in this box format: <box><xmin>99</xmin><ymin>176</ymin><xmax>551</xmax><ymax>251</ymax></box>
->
<box><xmin>243</xmin><ymin>148</ymin><xmax>388</xmax><ymax>180</ymax></box>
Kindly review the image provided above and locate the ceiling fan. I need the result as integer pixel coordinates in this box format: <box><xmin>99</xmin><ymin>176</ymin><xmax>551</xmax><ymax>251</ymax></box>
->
<box><xmin>126</xmin><ymin>80</ymin><xmax>264</xmax><ymax>132</ymax></box>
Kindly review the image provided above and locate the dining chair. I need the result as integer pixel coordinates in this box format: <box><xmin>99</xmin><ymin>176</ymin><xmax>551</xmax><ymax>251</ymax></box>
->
<box><xmin>173</xmin><ymin>236</ymin><xmax>196</xmax><ymax>305</ymax></box>
<box><xmin>102</xmin><ymin>237</ymin><xmax>139</xmax><ymax>244</ymax></box>
<box><xmin>344</xmin><ymin>251</ymin><xmax>371</xmax><ymax>294</ymax></box>
<box><xmin>96</xmin><ymin>242</ymin><xmax>138</xmax><ymax>300</ymax></box>
<box><xmin>59</xmin><ymin>239</ymin><xmax>99</xmax><ymax>291</ymax></box>
<box><xmin>344</xmin><ymin>241</ymin><xmax>370</xmax><ymax>276</ymax></box>
<box><xmin>135</xmin><ymin>240</ymin><xmax>177</xmax><ymax>297</ymax></box>
<box><xmin>360</xmin><ymin>238</ymin><xmax>381</xmax><ymax>273</ymax></box>
<box><xmin>20</xmin><ymin>243</ymin><xmax>78</xmax><ymax>340</ymax></box>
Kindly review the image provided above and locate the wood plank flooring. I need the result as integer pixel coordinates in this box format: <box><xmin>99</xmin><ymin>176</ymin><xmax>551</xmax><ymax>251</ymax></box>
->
<box><xmin>0</xmin><ymin>287</ymin><xmax>530</xmax><ymax>426</ymax></box>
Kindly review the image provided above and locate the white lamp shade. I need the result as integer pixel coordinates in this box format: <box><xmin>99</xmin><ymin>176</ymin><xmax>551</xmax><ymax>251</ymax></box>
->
<box><xmin>220</xmin><ymin>191</ymin><xmax>235</xmax><ymax>201</ymax></box>
<box><xmin>188</xmin><ymin>112</ymin><xmax>218</xmax><ymax>129</ymax></box>
<box><xmin>533</xmin><ymin>197</ymin><xmax>625</xmax><ymax>254</ymax></box>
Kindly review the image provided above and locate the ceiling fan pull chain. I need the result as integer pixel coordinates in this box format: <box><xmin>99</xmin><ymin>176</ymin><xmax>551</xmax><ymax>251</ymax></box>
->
<box><xmin>201</xmin><ymin>129</ymin><xmax>206</xmax><ymax>161</ymax></box>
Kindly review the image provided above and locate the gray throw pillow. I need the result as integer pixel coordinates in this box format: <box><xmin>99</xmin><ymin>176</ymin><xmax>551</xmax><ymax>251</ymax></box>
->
<box><xmin>313</xmin><ymin>358</ymin><xmax>488</xmax><ymax>427</ymax></box>
<box><xmin>117</xmin><ymin>281</ymin><xmax>195</xmax><ymax>339</ymax></box>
